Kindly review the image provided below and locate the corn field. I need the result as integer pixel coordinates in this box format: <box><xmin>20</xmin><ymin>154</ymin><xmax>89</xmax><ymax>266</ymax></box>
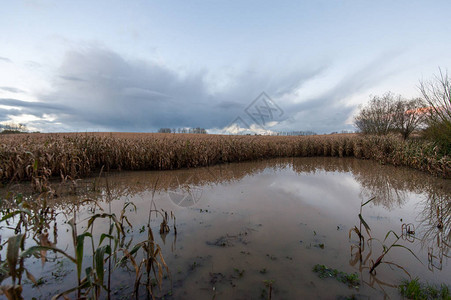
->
<box><xmin>0</xmin><ymin>132</ymin><xmax>449</xmax><ymax>183</ymax></box>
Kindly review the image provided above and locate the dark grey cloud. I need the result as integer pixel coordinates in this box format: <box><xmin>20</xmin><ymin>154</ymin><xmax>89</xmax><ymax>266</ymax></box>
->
<box><xmin>0</xmin><ymin>107</ymin><xmax>22</xmax><ymax>122</ymax></box>
<box><xmin>217</xmin><ymin>100</ymin><xmax>243</xmax><ymax>109</ymax></box>
<box><xmin>2</xmin><ymin>47</ymin><xmax>398</xmax><ymax>133</ymax></box>
<box><xmin>0</xmin><ymin>98</ymin><xmax>68</xmax><ymax>124</ymax></box>
<box><xmin>21</xmin><ymin>47</ymin><xmax>326</xmax><ymax>132</ymax></box>
<box><xmin>59</xmin><ymin>75</ymin><xmax>86</xmax><ymax>82</ymax></box>
<box><xmin>0</xmin><ymin>87</ymin><xmax>26</xmax><ymax>94</ymax></box>
<box><xmin>0</xmin><ymin>56</ymin><xmax>12</xmax><ymax>63</ymax></box>
<box><xmin>0</xmin><ymin>98</ymin><xmax>66</xmax><ymax>111</ymax></box>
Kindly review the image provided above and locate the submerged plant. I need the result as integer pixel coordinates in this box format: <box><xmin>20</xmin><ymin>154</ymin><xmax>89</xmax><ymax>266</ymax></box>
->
<box><xmin>312</xmin><ymin>264</ymin><xmax>360</xmax><ymax>289</ymax></box>
<box><xmin>348</xmin><ymin>197</ymin><xmax>422</xmax><ymax>277</ymax></box>
<box><xmin>0</xmin><ymin>174</ymin><xmax>176</xmax><ymax>300</ymax></box>
<box><xmin>368</xmin><ymin>230</ymin><xmax>422</xmax><ymax>275</ymax></box>
<box><xmin>233</xmin><ymin>268</ymin><xmax>245</xmax><ymax>278</ymax></box>
<box><xmin>349</xmin><ymin>197</ymin><xmax>374</xmax><ymax>261</ymax></box>
<box><xmin>262</xmin><ymin>279</ymin><xmax>274</xmax><ymax>300</ymax></box>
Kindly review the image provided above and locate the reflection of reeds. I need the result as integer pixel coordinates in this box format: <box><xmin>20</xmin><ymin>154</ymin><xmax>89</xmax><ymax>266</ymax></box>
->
<box><xmin>0</xmin><ymin>133</ymin><xmax>449</xmax><ymax>185</ymax></box>
<box><xmin>417</xmin><ymin>190</ymin><xmax>450</xmax><ymax>271</ymax></box>
<box><xmin>4</xmin><ymin>155</ymin><xmax>447</xmax><ymax>213</ymax></box>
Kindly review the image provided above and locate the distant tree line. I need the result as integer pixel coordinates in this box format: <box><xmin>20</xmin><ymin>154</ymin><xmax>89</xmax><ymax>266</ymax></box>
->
<box><xmin>274</xmin><ymin>131</ymin><xmax>317</xmax><ymax>136</ymax></box>
<box><xmin>329</xmin><ymin>130</ymin><xmax>355</xmax><ymax>134</ymax></box>
<box><xmin>158</xmin><ymin>127</ymin><xmax>207</xmax><ymax>134</ymax></box>
<box><xmin>0</xmin><ymin>123</ymin><xmax>29</xmax><ymax>134</ymax></box>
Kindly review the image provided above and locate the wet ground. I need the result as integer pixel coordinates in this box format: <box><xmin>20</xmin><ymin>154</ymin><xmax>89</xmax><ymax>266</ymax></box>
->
<box><xmin>1</xmin><ymin>157</ymin><xmax>450</xmax><ymax>299</ymax></box>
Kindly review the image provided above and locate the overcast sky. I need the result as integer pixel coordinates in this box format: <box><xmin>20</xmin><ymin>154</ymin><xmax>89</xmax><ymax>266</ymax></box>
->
<box><xmin>0</xmin><ymin>0</ymin><xmax>450</xmax><ymax>134</ymax></box>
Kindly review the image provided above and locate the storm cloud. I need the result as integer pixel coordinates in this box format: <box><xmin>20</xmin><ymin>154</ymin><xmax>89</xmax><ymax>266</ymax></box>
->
<box><xmin>1</xmin><ymin>47</ymin><xmax>395</xmax><ymax>133</ymax></box>
<box><xmin>0</xmin><ymin>56</ymin><xmax>12</xmax><ymax>63</ymax></box>
<box><xmin>12</xmin><ymin>48</ymin><xmax>327</xmax><ymax>132</ymax></box>
<box><xmin>0</xmin><ymin>87</ymin><xmax>26</xmax><ymax>94</ymax></box>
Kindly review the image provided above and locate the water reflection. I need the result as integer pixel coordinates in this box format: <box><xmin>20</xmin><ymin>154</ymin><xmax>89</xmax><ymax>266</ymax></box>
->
<box><xmin>3</xmin><ymin>158</ymin><xmax>449</xmax><ymax>237</ymax></box>
<box><xmin>418</xmin><ymin>189</ymin><xmax>450</xmax><ymax>271</ymax></box>
<box><xmin>1</xmin><ymin>157</ymin><xmax>450</xmax><ymax>299</ymax></box>
<box><xmin>4</xmin><ymin>158</ymin><xmax>445</xmax><ymax>203</ymax></box>
<box><xmin>3</xmin><ymin>158</ymin><xmax>449</xmax><ymax>238</ymax></box>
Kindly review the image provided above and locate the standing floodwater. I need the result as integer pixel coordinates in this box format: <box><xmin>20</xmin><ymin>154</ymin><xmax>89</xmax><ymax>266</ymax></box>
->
<box><xmin>1</xmin><ymin>157</ymin><xmax>449</xmax><ymax>299</ymax></box>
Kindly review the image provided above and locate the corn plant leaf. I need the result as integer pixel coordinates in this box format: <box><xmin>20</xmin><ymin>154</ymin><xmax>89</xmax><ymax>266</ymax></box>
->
<box><xmin>391</xmin><ymin>244</ymin><xmax>422</xmax><ymax>264</ymax></box>
<box><xmin>80</xmin><ymin>198</ymin><xmax>103</xmax><ymax>211</ymax></box>
<box><xmin>87</xmin><ymin>213</ymin><xmax>124</xmax><ymax>235</ymax></box>
<box><xmin>349</xmin><ymin>226</ymin><xmax>363</xmax><ymax>240</ymax></box>
<box><xmin>21</xmin><ymin>246</ymin><xmax>76</xmax><ymax>264</ymax></box>
<box><xmin>67</xmin><ymin>218</ymin><xmax>76</xmax><ymax>246</ymax></box>
<box><xmin>384</xmin><ymin>230</ymin><xmax>399</xmax><ymax>241</ymax></box>
<box><xmin>1</xmin><ymin>210</ymin><xmax>32</xmax><ymax>223</ymax></box>
<box><xmin>121</xmin><ymin>215</ymin><xmax>133</xmax><ymax>228</ymax></box>
<box><xmin>0</xmin><ymin>264</ymin><xmax>9</xmax><ymax>280</ymax></box>
<box><xmin>38</xmin><ymin>233</ymin><xmax>53</xmax><ymax>266</ymax></box>
<box><xmin>129</xmin><ymin>242</ymin><xmax>143</xmax><ymax>256</ymax></box>
<box><xmin>85</xmin><ymin>267</ymin><xmax>93</xmax><ymax>286</ymax></box>
<box><xmin>358</xmin><ymin>214</ymin><xmax>371</xmax><ymax>237</ymax></box>
<box><xmin>0</xmin><ymin>284</ymin><xmax>23</xmax><ymax>300</ymax></box>
<box><xmin>94</xmin><ymin>245</ymin><xmax>111</xmax><ymax>284</ymax></box>
<box><xmin>157</xmin><ymin>245</ymin><xmax>169</xmax><ymax>274</ymax></box>
<box><xmin>76</xmin><ymin>232</ymin><xmax>92</xmax><ymax>280</ymax></box>
<box><xmin>87</xmin><ymin>213</ymin><xmax>112</xmax><ymax>228</ymax></box>
<box><xmin>115</xmin><ymin>245</ymin><xmax>138</xmax><ymax>268</ymax></box>
<box><xmin>7</xmin><ymin>235</ymin><xmax>24</xmax><ymax>283</ymax></box>
<box><xmin>99</xmin><ymin>233</ymin><xmax>115</xmax><ymax>246</ymax></box>
<box><xmin>25</xmin><ymin>269</ymin><xmax>37</xmax><ymax>285</ymax></box>
<box><xmin>383</xmin><ymin>261</ymin><xmax>411</xmax><ymax>278</ymax></box>
<box><xmin>122</xmin><ymin>201</ymin><xmax>137</xmax><ymax>212</ymax></box>
<box><xmin>50</xmin><ymin>280</ymin><xmax>91</xmax><ymax>300</ymax></box>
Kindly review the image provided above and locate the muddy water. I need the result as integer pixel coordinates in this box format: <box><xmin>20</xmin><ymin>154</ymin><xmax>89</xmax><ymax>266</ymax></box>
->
<box><xmin>1</xmin><ymin>157</ymin><xmax>450</xmax><ymax>299</ymax></box>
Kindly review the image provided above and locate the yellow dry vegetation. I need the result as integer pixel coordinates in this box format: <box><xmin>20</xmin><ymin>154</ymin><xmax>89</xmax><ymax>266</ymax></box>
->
<box><xmin>0</xmin><ymin>132</ymin><xmax>449</xmax><ymax>183</ymax></box>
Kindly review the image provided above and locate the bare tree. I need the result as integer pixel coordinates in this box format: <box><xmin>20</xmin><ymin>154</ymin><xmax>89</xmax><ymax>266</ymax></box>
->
<box><xmin>419</xmin><ymin>68</ymin><xmax>451</xmax><ymax>151</ymax></box>
<box><xmin>393</xmin><ymin>97</ymin><xmax>426</xmax><ymax>139</ymax></box>
<box><xmin>419</xmin><ymin>68</ymin><xmax>451</xmax><ymax>123</ymax></box>
<box><xmin>354</xmin><ymin>93</ymin><xmax>398</xmax><ymax>135</ymax></box>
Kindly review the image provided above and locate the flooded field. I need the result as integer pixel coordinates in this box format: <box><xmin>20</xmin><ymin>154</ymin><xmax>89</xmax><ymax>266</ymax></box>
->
<box><xmin>1</xmin><ymin>157</ymin><xmax>450</xmax><ymax>299</ymax></box>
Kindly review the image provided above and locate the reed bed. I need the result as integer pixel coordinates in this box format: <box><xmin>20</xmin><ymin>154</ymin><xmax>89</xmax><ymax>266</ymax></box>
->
<box><xmin>0</xmin><ymin>132</ymin><xmax>449</xmax><ymax>183</ymax></box>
